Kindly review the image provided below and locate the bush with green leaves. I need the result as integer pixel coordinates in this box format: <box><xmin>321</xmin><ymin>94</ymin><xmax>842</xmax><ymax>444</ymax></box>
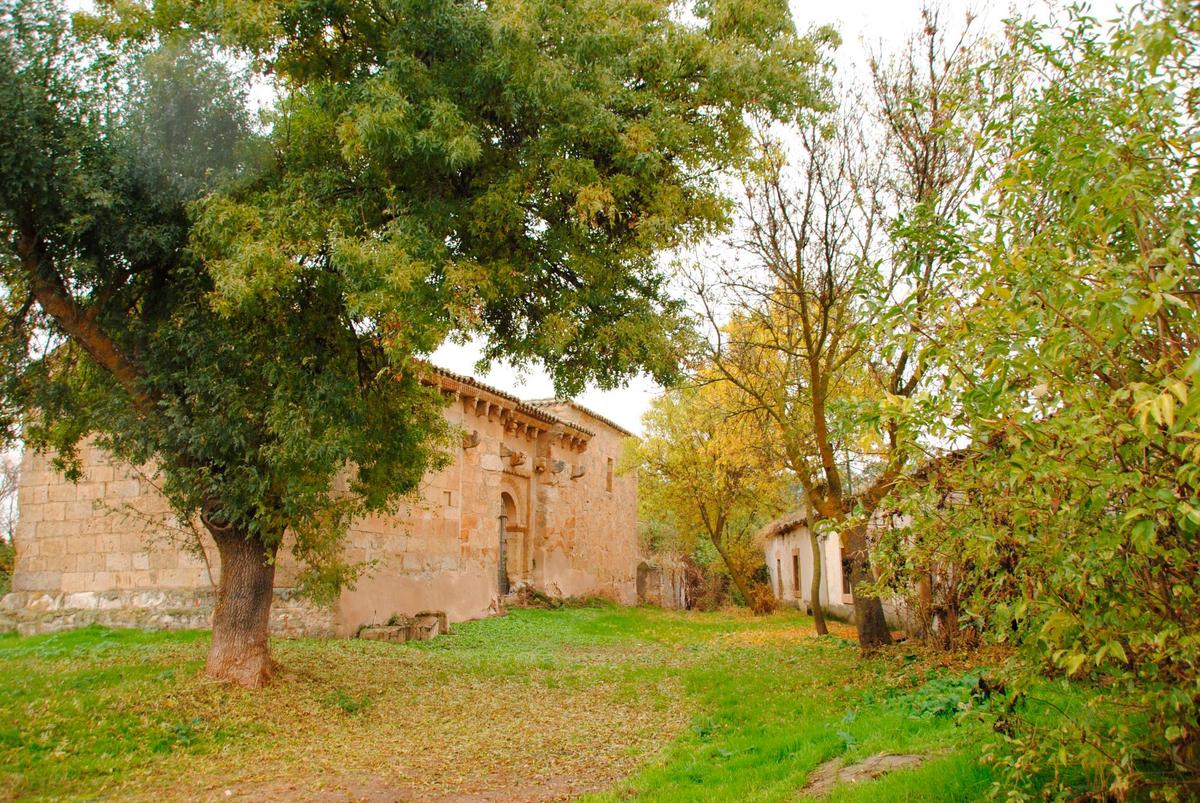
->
<box><xmin>873</xmin><ymin>2</ymin><xmax>1200</xmax><ymax>798</ymax></box>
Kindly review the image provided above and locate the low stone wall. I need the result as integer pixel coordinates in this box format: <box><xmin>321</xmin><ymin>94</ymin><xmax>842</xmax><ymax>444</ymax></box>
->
<box><xmin>0</xmin><ymin>588</ymin><xmax>335</xmax><ymax>638</ymax></box>
<box><xmin>636</xmin><ymin>561</ymin><xmax>687</xmax><ymax>609</ymax></box>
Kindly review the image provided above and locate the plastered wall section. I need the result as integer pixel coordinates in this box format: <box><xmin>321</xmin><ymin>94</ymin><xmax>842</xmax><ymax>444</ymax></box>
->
<box><xmin>764</xmin><ymin>527</ymin><xmax>848</xmax><ymax>615</ymax></box>
<box><xmin>763</xmin><ymin>516</ymin><xmax>910</xmax><ymax>628</ymax></box>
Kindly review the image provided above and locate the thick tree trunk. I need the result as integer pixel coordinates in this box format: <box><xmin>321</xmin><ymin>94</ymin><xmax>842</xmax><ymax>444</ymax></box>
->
<box><xmin>205</xmin><ymin>525</ymin><xmax>279</xmax><ymax>687</ymax></box>
<box><xmin>809</xmin><ymin>530</ymin><xmax>828</xmax><ymax>636</ymax></box>
<box><xmin>843</xmin><ymin>523</ymin><xmax>891</xmax><ymax>648</ymax></box>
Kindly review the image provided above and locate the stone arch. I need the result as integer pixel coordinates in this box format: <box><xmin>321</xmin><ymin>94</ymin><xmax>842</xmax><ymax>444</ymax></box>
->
<box><xmin>498</xmin><ymin>483</ymin><xmax>528</xmax><ymax>592</ymax></box>
<box><xmin>500</xmin><ymin>490</ymin><xmax>518</xmax><ymax>523</ymax></box>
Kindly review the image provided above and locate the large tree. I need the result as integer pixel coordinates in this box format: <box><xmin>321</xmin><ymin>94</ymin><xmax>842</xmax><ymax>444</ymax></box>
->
<box><xmin>874</xmin><ymin>1</ymin><xmax>1200</xmax><ymax>795</ymax></box>
<box><xmin>694</xmin><ymin>9</ymin><xmax>994</xmax><ymax>646</ymax></box>
<box><xmin>0</xmin><ymin>0</ymin><xmax>833</xmax><ymax>685</ymax></box>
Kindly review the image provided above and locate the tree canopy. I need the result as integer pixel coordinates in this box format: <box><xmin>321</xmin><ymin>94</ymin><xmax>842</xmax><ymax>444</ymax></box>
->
<box><xmin>873</xmin><ymin>2</ymin><xmax>1200</xmax><ymax>793</ymax></box>
<box><xmin>630</xmin><ymin>379</ymin><xmax>787</xmax><ymax>611</ymax></box>
<box><xmin>0</xmin><ymin>0</ymin><xmax>834</xmax><ymax>684</ymax></box>
<box><xmin>652</xmin><ymin>1</ymin><xmax>1199</xmax><ymax>794</ymax></box>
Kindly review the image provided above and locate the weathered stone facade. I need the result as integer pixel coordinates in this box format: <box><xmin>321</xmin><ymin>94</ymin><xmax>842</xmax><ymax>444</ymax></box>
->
<box><xmin>1</xmin><ymin>369</ymin><xmax>639</xmax><ymax>637</ymax></box>
<box><xmin>635</xmin><ymin>560</ymin><xmax>687</xmax><ymax>609</ymax></box>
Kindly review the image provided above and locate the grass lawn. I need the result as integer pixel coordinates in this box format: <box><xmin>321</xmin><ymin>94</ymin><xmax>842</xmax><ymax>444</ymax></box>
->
<box><xmin>0</xmin><ymin>606</ymin><xmax>1004</xmax><ymax>801</ymax></box>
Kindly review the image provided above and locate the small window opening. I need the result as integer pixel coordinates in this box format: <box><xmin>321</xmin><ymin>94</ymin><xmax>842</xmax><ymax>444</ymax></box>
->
<box><xmin>792</xmin><ymin>554</ymin><xmax>800</xmax><ymax>593</ymax></box>
<box><xmin>606</xmin><ymin>457</ymin><xmax>614</xmax><ymax>492</ymax></box>
<box><xmin>444</xmin><ymin>490</ymin><xmax>453</xmax><ymax>507</ymax></box>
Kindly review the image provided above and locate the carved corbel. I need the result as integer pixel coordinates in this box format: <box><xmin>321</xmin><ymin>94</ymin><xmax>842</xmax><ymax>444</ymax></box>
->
<box><xmin>570</xmin><ymin>464</ymin><xmax>586</xmax><ymax>480</ymax></box>
<box><xmin>536</xmin><ymin>456</ymin><xmax>565</xmax><ymax>475</ymax></box>
<box><xmin>500</xmin><ymin>444</ymin><xmax>526</xmax><ymax>467</ymax></box>
<box><xmin>462</xmin><ymin>430</ymin><xmax>480</xmax><ymax>449</ymax></box>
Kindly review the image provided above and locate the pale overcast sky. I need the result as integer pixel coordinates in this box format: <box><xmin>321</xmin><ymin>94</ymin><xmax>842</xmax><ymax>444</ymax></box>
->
<box><xmin>435</xmin><ymin>0</ymin><xmax>1120</xmax><ymax>434</ymax></box>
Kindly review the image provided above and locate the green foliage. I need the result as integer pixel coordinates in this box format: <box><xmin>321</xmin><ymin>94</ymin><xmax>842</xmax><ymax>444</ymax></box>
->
<box><xmin>0</xmin><ymin>0</ymin><xmax>830</xmax><ymax>602</ymax></box>
<box><xmin>872</xmin><ymin>2</ymin><xmax>1200</xmax><ymax>797</ymax></box>
<box><xmin>890</xmin><ymin>672</ymin><xmax>987</xmax><ymax>721</ymax></box>
<box><xmin>0</xmin><ymin>0</ymin><xmax>448</xmax><ymax>597</ymax></box>
<box><xmin>80</xmin><ymin>0</ymin><xmax>836</xmax><ymax>394</ymax></box>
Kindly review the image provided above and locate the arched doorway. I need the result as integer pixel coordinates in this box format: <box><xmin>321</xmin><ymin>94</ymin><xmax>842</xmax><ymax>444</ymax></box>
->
<box><xmin>498</xmin><ymin>491</ymin><xmax>526</xmax><ymax>594</ymax></box>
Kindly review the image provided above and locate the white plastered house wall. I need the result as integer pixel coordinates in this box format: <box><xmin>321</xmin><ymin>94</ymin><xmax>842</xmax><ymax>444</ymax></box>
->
<box><xmin>762</xmin><ymin>510</ymin><xmax>909</xmax><ymax>629</ymax></box>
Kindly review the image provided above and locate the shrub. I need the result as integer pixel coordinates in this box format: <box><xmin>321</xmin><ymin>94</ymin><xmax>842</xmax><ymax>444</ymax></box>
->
<box><xmin>875</xmin><ymin>2</ymin><xmax>1200</xmax><ymax>797</ymax></box>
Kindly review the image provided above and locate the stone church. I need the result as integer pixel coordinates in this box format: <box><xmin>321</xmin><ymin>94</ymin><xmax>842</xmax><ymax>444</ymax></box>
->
<box><xmin>0</xmin><ymin>368</ymin><xmax>639</xmax><ymax>637</ymax></box>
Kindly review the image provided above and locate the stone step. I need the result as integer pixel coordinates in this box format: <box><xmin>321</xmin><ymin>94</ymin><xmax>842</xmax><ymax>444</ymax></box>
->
<box><xmin>357</xmin><ymin>610</ymin><xmax>448</xmax><ymax>643</ymax></box>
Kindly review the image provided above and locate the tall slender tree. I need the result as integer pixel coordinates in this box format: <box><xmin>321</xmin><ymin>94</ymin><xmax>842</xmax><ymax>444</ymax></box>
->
<box><xmin>695</xmin><ymin>9</ymin><xmax>993</xmax><ymax>645</ymax></box>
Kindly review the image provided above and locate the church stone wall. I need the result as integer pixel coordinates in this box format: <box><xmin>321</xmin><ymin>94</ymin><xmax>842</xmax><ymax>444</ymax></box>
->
<box><xmin>532</xmin><ymin>403</ymin><xmax>637</xmax><ymax>603</ymax></box>
<box><xmin>0</xmin><ymin>378</ymin><xmax>639</xmax><ymax>638</ymax></box>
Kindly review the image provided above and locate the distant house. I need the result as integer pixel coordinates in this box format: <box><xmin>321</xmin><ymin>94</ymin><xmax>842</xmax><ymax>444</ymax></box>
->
<box><xmin>761</xmin><ymin>511</ymin><xmax>906</xmax><ymax>628</ymax></box>
<box><xmin>1</xmin><ymin>368</ymin><xmax>640</xmax><ymax>637</ymax></box>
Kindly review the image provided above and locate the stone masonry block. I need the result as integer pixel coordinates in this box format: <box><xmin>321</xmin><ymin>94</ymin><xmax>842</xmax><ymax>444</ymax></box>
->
<box><xmin>48</xmin><ymin>483</ymin><xmax>77</xmax><ymax>503</ymax></box>
<box><xmin>74</xmin><ymin>552</ymin><xmax>105</xmax><ymax>572</ymax></box>
<box><xmin>38</xmin><ymin>520</ymin><xmax>80</xmax><ymax>539</ymax></box>
<box><xmin>60</xmin><ymin>572</ymin><xmax>94</xmax><ymax>593</ymax></box>
<box><xmin>66</xmin><ymin>500</ymin><xmax>97</xmax><ymax>521</ymax></box>
<box><xmin>105</xmin><ymin>480</ymin><xmax>140</xmax><ymax>499</ymax></box>
<box><xmin>87</xmin><ymin>466</ymin><xmax>115</xmax><ymax>483</ymax></box>
<box><xmin>74</xmin><ymin>483</ymin><xmax>105</xmax><ymax>502</ymax></box>
<box><xmin>65</xmin><ymin>534</ymin><xmax>95</xmax><ymax>554</ymax></box>
<box><xmin>12</xmin><ymin>571</ymin><xmax>60</xmax><ymax>592</ymax></box>
<box><xmin>21</xmin><ymin>470</ymin><xmax>49</xmax><ymax>486</ymax></box>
